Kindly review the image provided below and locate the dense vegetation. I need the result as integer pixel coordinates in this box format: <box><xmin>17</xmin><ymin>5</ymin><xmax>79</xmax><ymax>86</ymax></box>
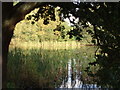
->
<box><xmin>2</xmin><ymin>2</ymin><xmax>120</xmax><ymax>88</ymax></box>
<box><xmin>11</xmin><ymin>7</ymin><xmax>93</xmax><ymax>45</ymax></box>
<box><xmin>7</xmin><ymin>46</ymin><xmax>97</xmax><ymax>88</ymax></box>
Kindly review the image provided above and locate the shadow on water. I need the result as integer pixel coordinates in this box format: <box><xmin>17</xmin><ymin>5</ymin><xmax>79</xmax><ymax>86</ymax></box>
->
<box><xmin>7</xmin><ymin>46</ymin><xmax>100</xmax><ymax>88</ymax></box>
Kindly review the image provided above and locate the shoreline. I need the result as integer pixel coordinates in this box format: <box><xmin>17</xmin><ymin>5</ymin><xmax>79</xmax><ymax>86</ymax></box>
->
<box><xmin>9</xmin><ymin>41</ymin><xmax>97</xmax><ymax>50</ymax></box>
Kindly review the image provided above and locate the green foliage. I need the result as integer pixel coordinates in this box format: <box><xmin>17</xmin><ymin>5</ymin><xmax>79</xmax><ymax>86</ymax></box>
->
<box><xmin>12</xmin><ymin>6</ymin><xmax>93</xmax><ymax>44</ymax></box>
<box><xmin>7</xmin><ymin>46</ymin><xmax>97</xmax><ymax>88</ymax></box>
<box><xmin>10</xmin><ymin>2</ymin><xmax>120</xmax><ymax>88</ymax></box>
<box><xmin>56</xmin><ymin>2</ymin><xmax>120</xmax><ymax>88</ymax></box>
<box><xmin>67</xmin><ymin>2</ymin><xmax>120</xmax><ymax>88</ymax></box>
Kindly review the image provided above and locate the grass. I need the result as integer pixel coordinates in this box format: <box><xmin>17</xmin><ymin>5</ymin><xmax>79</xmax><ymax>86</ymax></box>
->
<box><xmin>7</xmin><ymin>42</ymin><xmax>98</xmax><ymax>88</ymax></box>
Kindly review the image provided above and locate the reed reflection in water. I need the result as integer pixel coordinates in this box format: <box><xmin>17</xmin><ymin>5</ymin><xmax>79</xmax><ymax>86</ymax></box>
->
<box><xmin>60</xmin><ymin>59</ymin><xmax>100</xmax><ymax>89</ymax></box>
<box><xmin>7</xmin><ymin>46</ymin><xmax>100</xmax><ymax>88</ymax></box>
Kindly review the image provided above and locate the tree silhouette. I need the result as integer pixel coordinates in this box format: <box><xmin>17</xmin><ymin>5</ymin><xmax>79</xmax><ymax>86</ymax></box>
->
<box><xmin>2</xmin><ymin>2</ymin><xmax>120</xmax><ymax>88</ymax></box>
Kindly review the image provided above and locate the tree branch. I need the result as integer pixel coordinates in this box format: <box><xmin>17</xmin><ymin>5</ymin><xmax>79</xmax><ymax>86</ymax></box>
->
<box><xmin>3</xmin><ymin>2</ymin><xmax>45</xmax><ymax>29</ymax></box>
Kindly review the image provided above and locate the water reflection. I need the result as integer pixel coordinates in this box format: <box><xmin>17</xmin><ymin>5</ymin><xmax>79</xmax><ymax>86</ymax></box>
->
<box><xmin>7</xmin><ymin>46</ymin><xmax>99</xmax><ymax>88</ymax></box>
<box><xmin>59</xmin><ymin>59</ymin><xmax>100</xmax><ymax>89</ymax></box>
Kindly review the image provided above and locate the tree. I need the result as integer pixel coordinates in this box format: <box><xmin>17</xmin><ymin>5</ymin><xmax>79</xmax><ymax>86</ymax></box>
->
<box><xmin>2</xmin><ymin>2</ymin><xmax>120</xmax><ymax>88</ymax></box>
<box><xmin>71</xmin><ymin>2</ymin><xmax>120</xmax><ymax>88</ymax></box>
<box><xmin>2</xmin><ymin>2</ymin><xmax>44</xmax><ymax>88</ymax></box>
<box><xmin>2</xmin><ymin>2</ymin><xmax>65</xmax><ymax>88</ymax></box>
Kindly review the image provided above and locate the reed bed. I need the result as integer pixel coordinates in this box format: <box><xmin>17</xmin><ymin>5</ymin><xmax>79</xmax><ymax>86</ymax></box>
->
<box><xmin>7</xmin><ymin>45</ymin><xmax>98</xmax><ymax>88</ymax></box>
<box><xmin>9</xmin><ymin>41</ymin><xmax>89</xmax><ymax>50</ymax></box>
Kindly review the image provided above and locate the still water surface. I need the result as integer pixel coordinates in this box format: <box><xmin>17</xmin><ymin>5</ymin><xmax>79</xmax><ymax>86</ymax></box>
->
<box><xmin>7</xmin><ymin>46</ymin><xmax>100</xmax><ymax>88</ymax></box>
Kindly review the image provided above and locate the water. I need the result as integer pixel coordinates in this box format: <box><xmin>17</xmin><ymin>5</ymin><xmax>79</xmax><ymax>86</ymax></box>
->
<box><xmin>59</xmin><ymin>59</ymin><xmax>100</xmax><ymax>89</ymax></box>
<box><xmin>7</xmin><ymin>46</ymin><xmax>100</xmax><ymax>88</ymax></box>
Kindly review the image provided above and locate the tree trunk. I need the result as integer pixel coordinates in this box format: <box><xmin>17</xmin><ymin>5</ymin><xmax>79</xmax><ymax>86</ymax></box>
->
<box><xmin>2</xmin><ymin>27</ymin><xmax>13</xmax><ymax>89</ymax></box>
<box><xmin>2</xmin><ymin>2</ymin><xmax>43</xmax><ymax>88</ymax></box>
<box><xmin>2</xmin><ymin>2</ymin><xmax>14</xmax><ymax>88</ymax></box>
